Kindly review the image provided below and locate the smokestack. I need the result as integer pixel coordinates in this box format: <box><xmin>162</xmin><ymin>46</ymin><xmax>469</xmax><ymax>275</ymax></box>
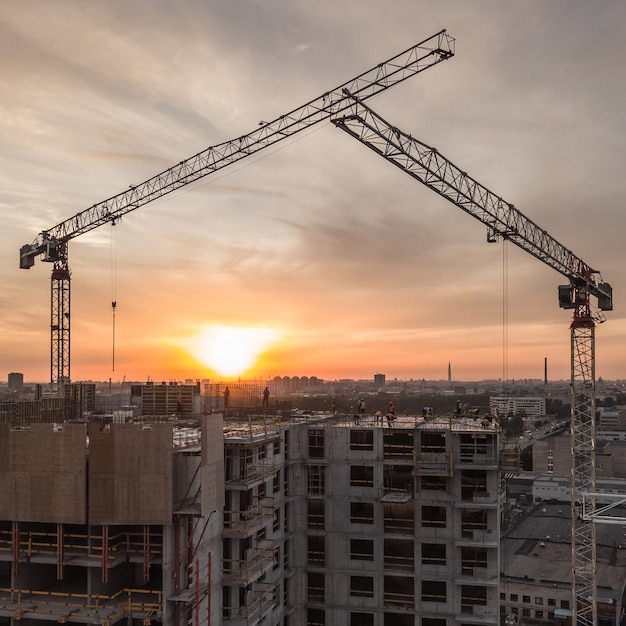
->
<box><xmin>448</xmin><ymin>362</ymin><xmax>452</xmax><ymax>383</ymax></box>
<box><xmin>544</xmin><ymin>357</ymin><xmax>547</xmax><ymax>385</ymax></box>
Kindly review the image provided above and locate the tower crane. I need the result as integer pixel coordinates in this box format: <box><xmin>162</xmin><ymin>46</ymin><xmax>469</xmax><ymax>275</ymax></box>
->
<box><xmin>19</xmin><ymin>29</ymin><xmax>454</xmax><ymax>388</ymax></box>
<box><xmin>331</xmin><ymin>97</ymin><xmax>612</xmax><ymax>626</ymax></box>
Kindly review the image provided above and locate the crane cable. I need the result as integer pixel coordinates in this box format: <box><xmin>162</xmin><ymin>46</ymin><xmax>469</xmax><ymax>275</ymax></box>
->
<box><xmin>501</xmin><ymin>237</ymin><xmax>512</xmax><ymax>598</ymax></box>
<box><xmin>502</xmin><ymin>238</ymin><xmax>509</xmax><ymax>398</ymax></box>
<box><xmin>111</xmin><ymin>221</ymin><xmax>117</xmax><ymax>372</ymax></box>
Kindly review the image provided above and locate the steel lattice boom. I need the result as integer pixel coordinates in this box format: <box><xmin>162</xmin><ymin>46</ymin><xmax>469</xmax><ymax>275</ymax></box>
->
<box><xmin>332</xmin><ymin>98</ymin><xmax>612</xmax><ymax>626</ymax></box>
<box><xmin>20</xmin><ymin>30</ymin><xmax>453</xmax><ymax>259</ymax></box>
<box><xmin>19</xmin><ymin>30</ymin><xmax>454</xmax><ymax>385</ymax></box>
<box><xmin>332</xmin><ymin>95</ymin><xmax>611</xmax><ymax>304</ymax></box>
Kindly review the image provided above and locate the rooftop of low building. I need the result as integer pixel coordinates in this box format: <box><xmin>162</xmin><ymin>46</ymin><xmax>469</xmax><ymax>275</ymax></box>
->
<box><xmin>502</xmin><ymin>500</ymin><xmax>626</xmax><ymax>597</ymax></box>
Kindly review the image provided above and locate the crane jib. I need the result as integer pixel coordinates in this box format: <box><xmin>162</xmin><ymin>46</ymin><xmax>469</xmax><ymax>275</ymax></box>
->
<box><xmin>18</xmin><ymin>28</ymin><xmax>455</xmax><ymax>388</ymax></box>
<box><xmin>331</xmin><ymin>98</ymin><xmax>612</xmax><ymax>314</ymax></box>
<box><xmin>20</xmin><ymin>29</ymin><xmax>455</xmax><ymax>263</ymax></box>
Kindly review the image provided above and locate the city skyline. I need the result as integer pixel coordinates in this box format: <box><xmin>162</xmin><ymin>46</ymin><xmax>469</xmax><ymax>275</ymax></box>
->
<box><xmin>2</xmin><ymin>1</ymin><xmax>625</xmax><ymax>383</ymax></box>
<box><xmin>4</xmin><ymin>368</ymin><xmax>619</xmax><ymax>388</ymax></box>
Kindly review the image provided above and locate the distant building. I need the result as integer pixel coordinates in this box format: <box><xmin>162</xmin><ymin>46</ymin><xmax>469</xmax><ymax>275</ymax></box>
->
<box><xmin>501</xmin><ymin>500</ymin><xmax>626</xmax><ymax>626</ymax></box>
<box><xmin>598</xmin><ymin>440</ymin><xmax>626</xmax><ymax>478</ymax></box>
<box><xmin>598</xmin><ymin>430</ymin><xmax>626</xmax><ymax>442</ymax></box>
<box><xmin>533</xmin><ymin>434</ymin><xmax>571</xmax><ymax>475</ymax></box>
<box><xmin>131</xmin><ymin>380</ymin><xmax>201</xmax><ymax>417</ymax></box>
<box><xmin>534</xmin><ymin>431</ymin><xmax>626</xmax><ymax>480</ymax></box>
<box><xmin>508</xmin><ymin>473</ymin><xmax>626</xmax><ymax>507</ymax></box>
<box><xmin>7</xmin><ymin>372</ymin><xmax>23</xmax><ymax>391</ymax></box>
<box><xmin>0</xmin><ymin>396</ymin><xmax>67</xmax><ymax>426</ymax></box>
<box><xmin>598</xmin><ymin>407</ymin><xmax>626</xmax><ymax>430</ymax></box>
<box><xmin>374</xmin><ymin>372</ymin><xmax>385</xmax><ymax>387</ymax></box>
<box><xmin>63</xmin><ymin>382</ymin><xmax>96</xmax><ymax>419</ymax></box>
<box><xmin>490</xmin><ymin>396</ymin><xmax>546</xmax><ymax>418</ymax></box>
<box><xmin>271</xmin><ymin>375</ymin><xmax>323</xmax><ymax>394</ymax></box>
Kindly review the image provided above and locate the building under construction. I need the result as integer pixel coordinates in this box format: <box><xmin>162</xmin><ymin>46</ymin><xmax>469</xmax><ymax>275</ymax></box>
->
<box><xmin>0</xmin><ymin>410</ymin><xmax>501</xmax><ymax>625</ymax></box>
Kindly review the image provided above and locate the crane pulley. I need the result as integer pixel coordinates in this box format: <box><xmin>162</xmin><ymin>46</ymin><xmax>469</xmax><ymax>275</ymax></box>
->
<box><xmin>19</xmin><ymin>29</ymin><xmax>455</xmax><ymax>387</ymax></box>
<box><xmin>332</xmin><ymin>97</ymin><xmax>611</xmax><ymax>626</ymax></box>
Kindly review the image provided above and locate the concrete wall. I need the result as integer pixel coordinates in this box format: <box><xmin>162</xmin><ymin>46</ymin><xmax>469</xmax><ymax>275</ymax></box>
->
<box><xmin>600</xmin><ymin>441</ymin><xmax>626</xmax><ymax>477</ymax></box>
<box><xmin>88</xmin><ymin>423</ymin><xmax>173</xmax><ymax>525</ymax></box>
<box><xmin>0</xmin><ymin>423</ymin><xmax>87</xmax><ymax>523</ymax></box>
<box><xmin>532</xmin><ymin>434</ymin><xmax>570</xmax><ymax>475</ymax></box>
<box><xmin>201</xmin><ymin>414</ymin><xmax>225</xmax><ymax>514</ymax></box>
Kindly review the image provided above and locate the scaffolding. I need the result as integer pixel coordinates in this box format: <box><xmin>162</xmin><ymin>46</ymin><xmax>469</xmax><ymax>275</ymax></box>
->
<box><xmin>203</xmin><ymin>382</ymin><xmax>273</xmax><ymax>415</ymax></box>
<box><xmin>0</xmin><ymin>522</ymin><xmax>164</xmax><ymax>623</ymax></box>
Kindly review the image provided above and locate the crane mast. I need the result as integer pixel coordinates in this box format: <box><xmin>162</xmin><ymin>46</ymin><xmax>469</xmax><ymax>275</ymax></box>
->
<box><xmin>332</xmin><ymin>98</ymin><xmax>612</xmax><ymax>626</ymax></box>
<box><xmin>19</xmin><ymin>29</ymin><xmax>454</xmax><ymax>388</ymax></box>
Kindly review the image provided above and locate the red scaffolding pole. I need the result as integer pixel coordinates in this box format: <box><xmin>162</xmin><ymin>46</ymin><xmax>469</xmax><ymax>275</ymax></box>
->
<box><xmin>195</xmin><ymin>559</ymin><xmax>200</xmax><ymax>626</ymax></box>
<box><xmin>143</xmin><ymin>525</ymin><xmax>151</xmax><ymax>583</ymax></box>
<box><xmin>101</xmin><ymin>525</ymin><xmax>109</xmax><ymax>583</ymax></box>
<box><xmin>57</xmin><ymin>523</ymin><xmax>64</xmax><ymax>580</ymax></box>
<box><xmin>12</xmin><ymin>521</ymin><xmax>19</xmax><ymax>578</ymax></box>
<box><xmin>207</xmin><ymin>552</ymin><xmax>211</xmax><ymax>626</ymax></box>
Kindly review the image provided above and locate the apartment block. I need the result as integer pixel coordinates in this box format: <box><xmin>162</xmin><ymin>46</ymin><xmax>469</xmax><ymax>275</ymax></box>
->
<box><xmin>63</xmin><ymin>382</ymin><xmax>96</xmax><ymax>419</ymax></box>
<box><xmin>532</xmin><ymin>434</ymin><xmax>571</xmax><ymax>476</ymax></box>
<box><xmin>288</xmin><ymin>414</ymin><xmax>501</xmax><ymax>625</ymax></box>
<box><xmin>489</xmin><ymin>397</ymin><xmax>546</xmax><ymax>418</ymax></box>
<box><xmin>597</xmin><ymin>408</ymin><xmax>626</xmax><ymax>430</ymax></box>
<box><xmin>7</xmin><ymin>374</ymin><xmax>23</xmax><ymax>391</ymax></box>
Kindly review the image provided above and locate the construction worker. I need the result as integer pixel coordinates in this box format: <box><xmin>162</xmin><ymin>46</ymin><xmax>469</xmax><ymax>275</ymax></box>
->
<box><xmin>387</xmin><ymin>401</ymin><xmax>395</xmax><ymax>427</ymax></box>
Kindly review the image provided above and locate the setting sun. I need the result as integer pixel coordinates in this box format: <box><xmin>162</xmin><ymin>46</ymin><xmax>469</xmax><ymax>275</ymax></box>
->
<box><xmin>188</xmin><ymin>325</ymin><xmax>280</xmax><ymax>377</ymax></box>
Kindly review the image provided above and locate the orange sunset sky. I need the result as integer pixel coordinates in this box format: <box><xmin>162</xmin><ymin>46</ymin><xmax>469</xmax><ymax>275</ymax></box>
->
<box><xmin>1</xmin><ymin>1</ymin><xmax>626</xmax><ymax>384</ymax></box>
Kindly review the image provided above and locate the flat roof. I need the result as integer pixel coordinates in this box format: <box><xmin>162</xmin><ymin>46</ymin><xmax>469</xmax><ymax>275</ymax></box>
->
<box><xmin>502</xmin><ymin>501</ymin><xmax>626</xmax><ymax>596</ymax></box>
